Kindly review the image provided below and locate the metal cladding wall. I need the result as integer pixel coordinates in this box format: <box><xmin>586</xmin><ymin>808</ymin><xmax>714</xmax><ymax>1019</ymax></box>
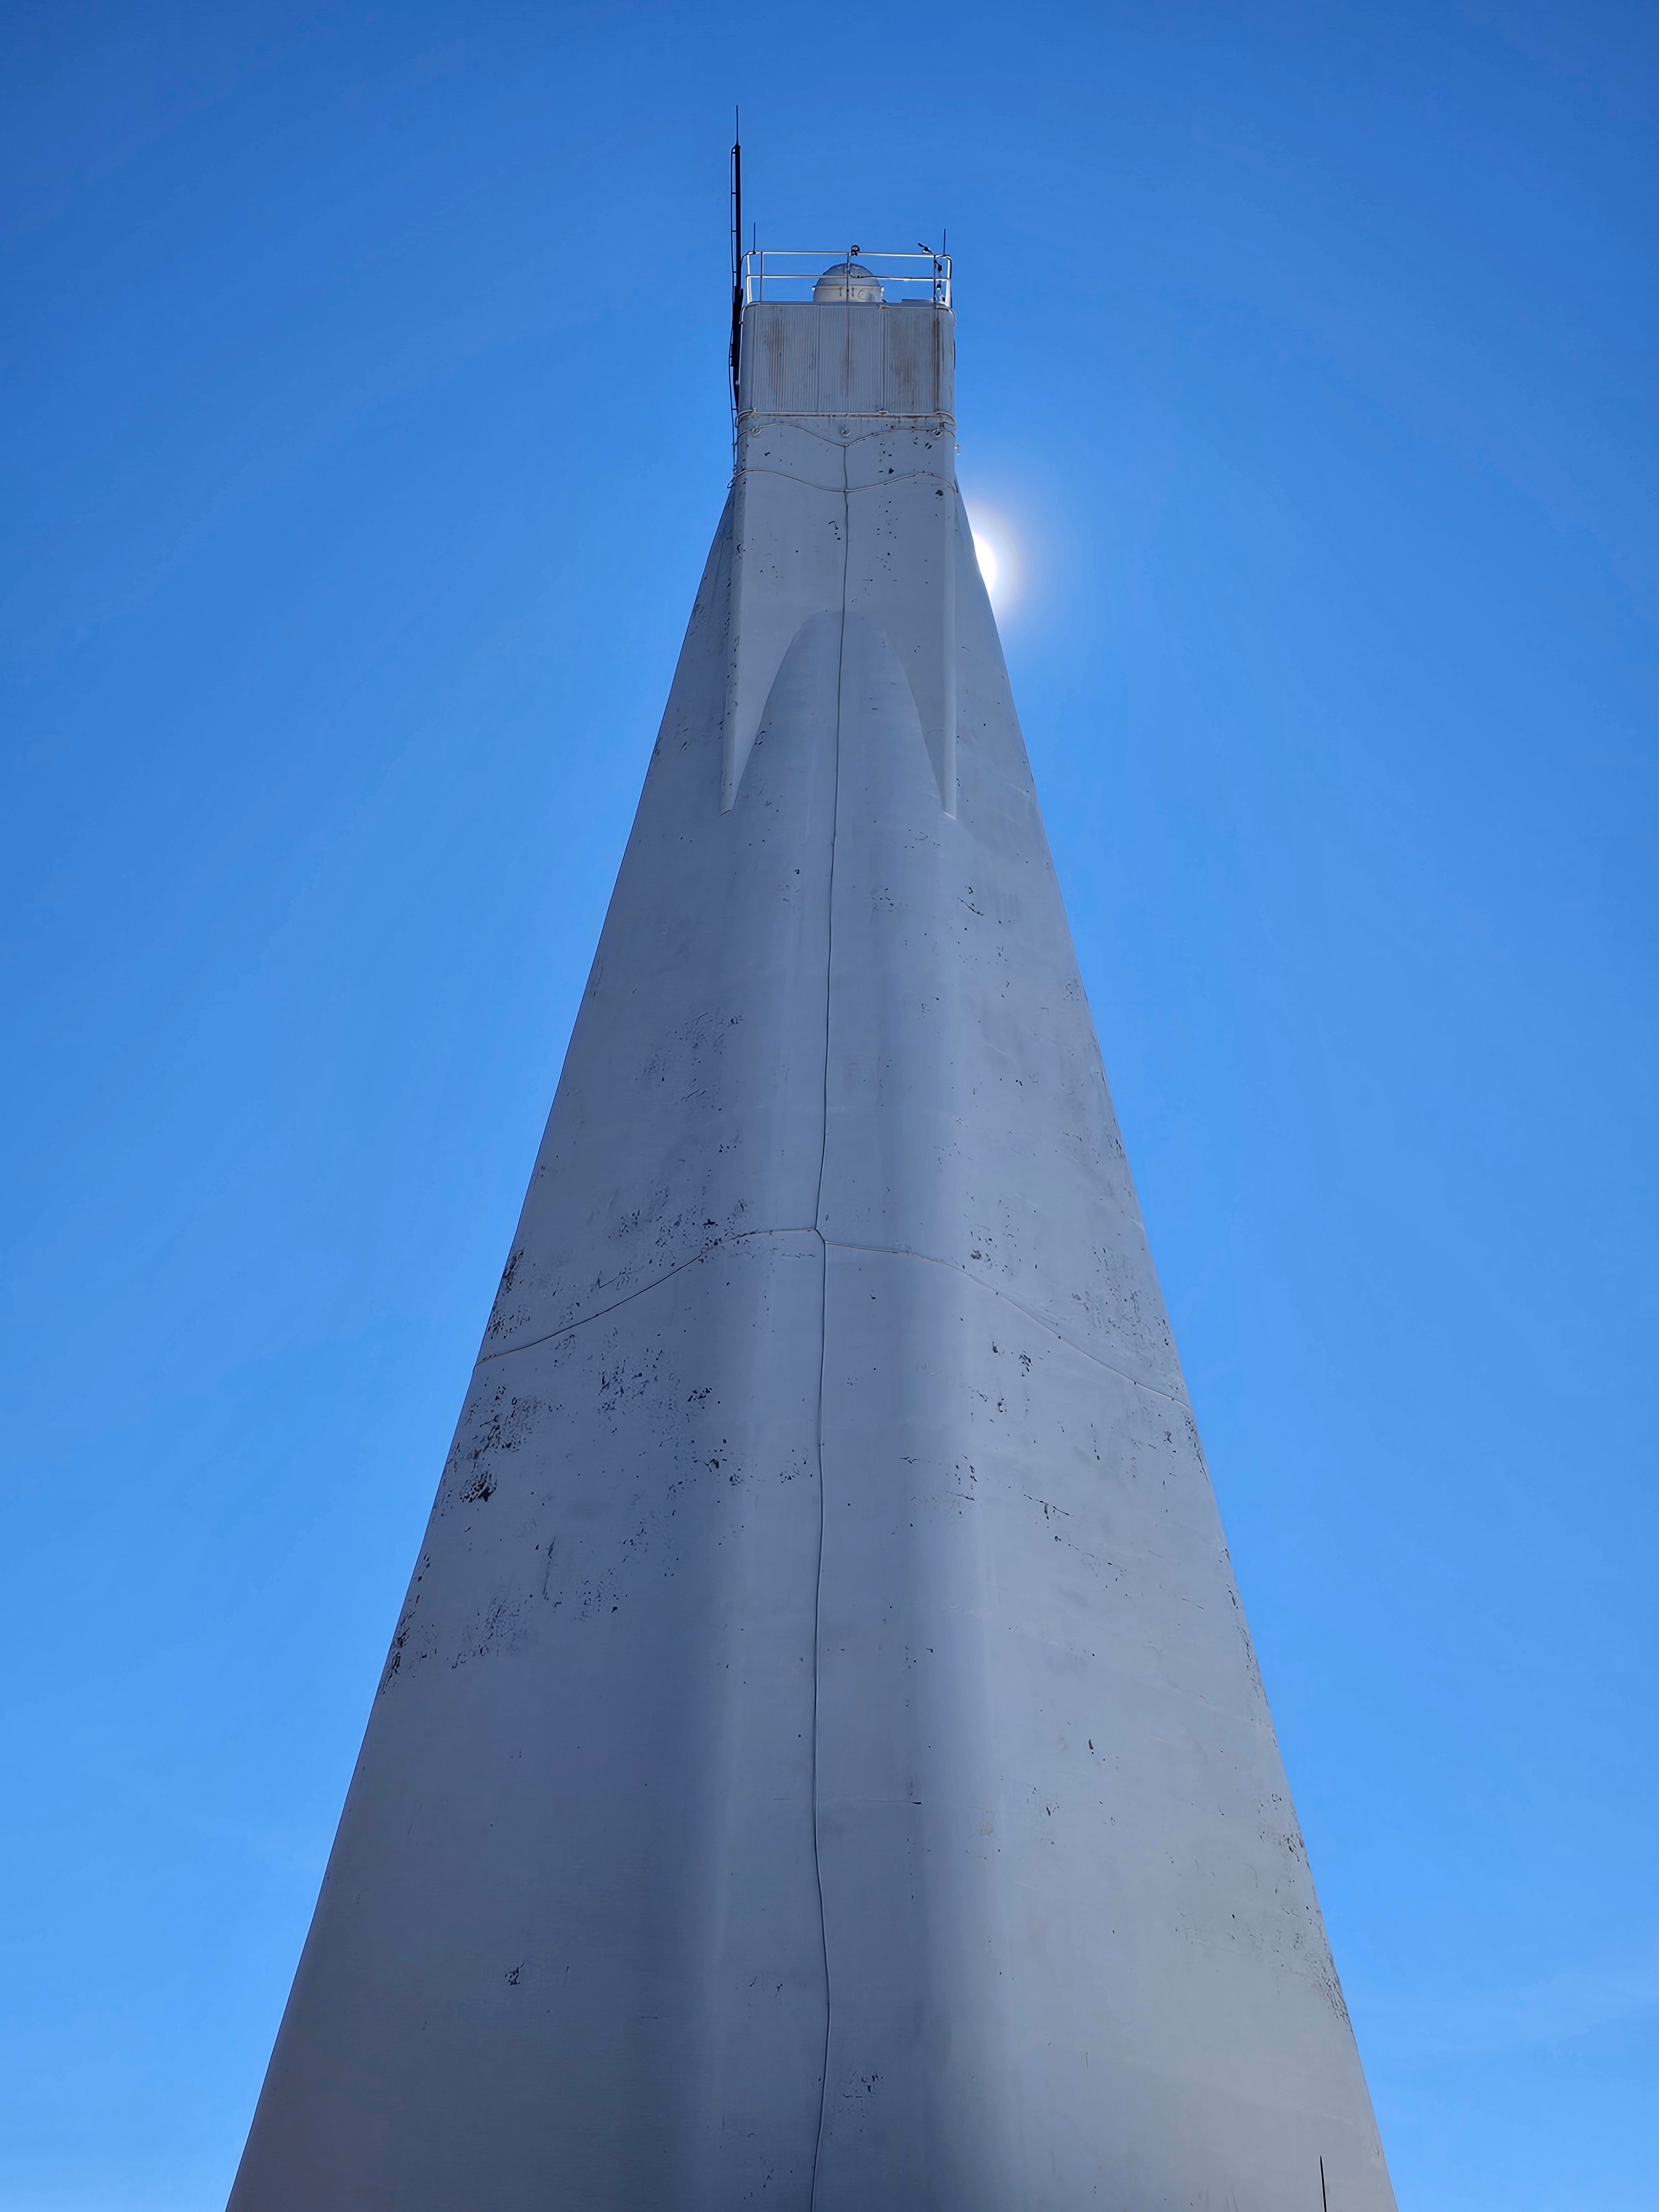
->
<box><xmin>229</xmin><ymin>300</ymin><xmax>1396</xmax><ymax>2211</ymax></box>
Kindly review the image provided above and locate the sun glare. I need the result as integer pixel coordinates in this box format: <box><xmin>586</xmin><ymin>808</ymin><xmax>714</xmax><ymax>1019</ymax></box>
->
<box><xmin>966</xmin><ymin>508</ymin><xmax>1022</xmax><ymax>611</ymax></box>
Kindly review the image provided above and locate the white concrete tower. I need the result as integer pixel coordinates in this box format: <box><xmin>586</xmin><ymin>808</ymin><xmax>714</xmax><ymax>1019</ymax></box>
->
<box><xmin>229</xmin><ymin>252</ymin><xmax>1396</xmax><ymax>2211</ymax></box>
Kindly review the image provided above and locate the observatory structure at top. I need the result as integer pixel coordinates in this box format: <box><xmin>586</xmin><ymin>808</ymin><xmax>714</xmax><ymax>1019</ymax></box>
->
<box><xmin>229</xmin><ymin>246</ymin><xmax>1396</xmax><ymax>2210</ymax></box>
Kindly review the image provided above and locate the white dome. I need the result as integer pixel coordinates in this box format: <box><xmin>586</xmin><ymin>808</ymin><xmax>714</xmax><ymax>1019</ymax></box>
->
<box><xmin>813</xmin><ymin>258</ymin><xmax>884</xmax><ymax>304</ymax></box>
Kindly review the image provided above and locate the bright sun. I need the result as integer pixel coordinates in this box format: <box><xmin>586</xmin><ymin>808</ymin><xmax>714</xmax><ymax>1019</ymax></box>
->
<box><xmin>973</xmin><ymin>531</ymin><xmax>999</xmax><ymax>597</ymax></box>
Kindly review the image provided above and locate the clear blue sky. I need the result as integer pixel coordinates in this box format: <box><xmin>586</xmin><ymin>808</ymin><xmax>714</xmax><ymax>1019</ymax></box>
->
<box><xmin>3</xmin><ymin>3</ymin><xmax>1655</xmax><ymax>2206</ymax></box>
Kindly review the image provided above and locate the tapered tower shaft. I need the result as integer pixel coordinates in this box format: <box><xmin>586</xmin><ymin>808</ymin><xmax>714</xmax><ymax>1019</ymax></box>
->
<box><xmin>229</xmin><ymin>260</ymin><xmax>1394</xmax><ymax>2212</ymax></box>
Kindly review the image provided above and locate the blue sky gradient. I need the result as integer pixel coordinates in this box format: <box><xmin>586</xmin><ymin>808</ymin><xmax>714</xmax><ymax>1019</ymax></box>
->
<box><xmin>2</xmin><ymin>3</ymin><xmax>1656</xmax><ymax>2205</ymax></box>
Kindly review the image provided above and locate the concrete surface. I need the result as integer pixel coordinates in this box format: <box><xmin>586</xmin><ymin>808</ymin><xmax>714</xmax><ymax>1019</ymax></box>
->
<box><xmin>228</xmin><ymin>293</ymin><xmax>1396</xmax><ymax>2212</ymax></box>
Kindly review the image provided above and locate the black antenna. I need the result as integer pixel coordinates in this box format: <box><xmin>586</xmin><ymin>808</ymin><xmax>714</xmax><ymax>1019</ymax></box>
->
<box><xmin>729</xmin><ymin>112</ymin><xmax>743</xmax><ymax>422</ymax></box>
<box><xmin>1319</xmin><ymin>2156</ymin><xmax>1329</xmax><ymax>2212</ymax></box>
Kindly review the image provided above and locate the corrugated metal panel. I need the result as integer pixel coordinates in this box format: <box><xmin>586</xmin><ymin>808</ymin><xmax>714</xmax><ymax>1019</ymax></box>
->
<box><xmin>740</xmin><ymin>302</ymin><xmax>954</xmax><ymax>418</ymax></box>
<box><xmin>744</xmin><ymin>304</ymin><xmax>820</xmax><ymax>415</ymax></box>
<box><xmin>840</xmin><ymin>301</ymin><xmax>888</xmax><ymax>409</ymax></box>
<box><xmin>886</xmin><ymin>306</ymin><xmax>943</xmax><ymax>413</ymax></box>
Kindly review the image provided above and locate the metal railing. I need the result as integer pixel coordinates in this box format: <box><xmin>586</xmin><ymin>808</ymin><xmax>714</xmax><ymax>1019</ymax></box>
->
<box><xmin>742</xmin><ymin>248</ymin><xmax>952</xmax><ymax>308</ymax></box>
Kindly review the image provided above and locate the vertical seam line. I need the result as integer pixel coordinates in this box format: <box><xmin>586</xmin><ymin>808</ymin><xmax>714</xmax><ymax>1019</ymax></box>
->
<box><xmin>807</xmin><ymin>439</ymin><xmax>850</xmax><ymax>2210</ymax></box>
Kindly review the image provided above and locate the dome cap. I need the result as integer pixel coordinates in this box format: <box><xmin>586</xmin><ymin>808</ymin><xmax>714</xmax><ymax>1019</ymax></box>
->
<box><xmin>813</xmin><ymin>258</ymin><xmax>885</xmax><ymax>304</ymax></box>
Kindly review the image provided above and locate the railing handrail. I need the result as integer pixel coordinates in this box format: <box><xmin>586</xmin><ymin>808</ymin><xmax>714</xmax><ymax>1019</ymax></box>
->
<box><xmin>742</xmin><ymin>247</ymin><xmax>952</xmax><ymax>309</ymax></box>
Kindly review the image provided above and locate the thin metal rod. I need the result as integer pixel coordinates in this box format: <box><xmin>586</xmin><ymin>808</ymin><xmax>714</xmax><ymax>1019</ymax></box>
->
<box><xmin>729</xmin><ymin>113</ymin><xmax>743</xmax><ymax>422</ymax></box>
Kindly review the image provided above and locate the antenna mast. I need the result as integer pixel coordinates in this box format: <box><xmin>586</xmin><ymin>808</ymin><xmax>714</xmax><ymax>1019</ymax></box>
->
<box><xmin>729</xmin><ymin>114</ymin><xmax>743</xmax><ymax>426</ymax></box>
